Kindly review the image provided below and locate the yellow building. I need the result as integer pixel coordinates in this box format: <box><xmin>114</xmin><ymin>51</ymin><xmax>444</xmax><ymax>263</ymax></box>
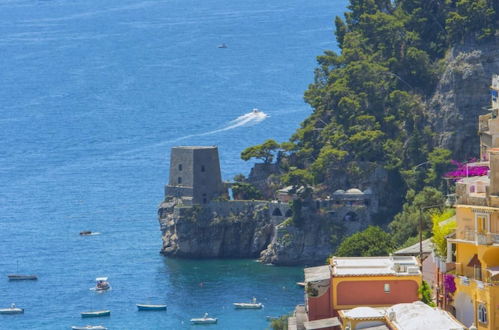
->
<box><xmin>446</xmin><ymin>75</ymin><xmax>499</xmax><ymax>329</ymax></box>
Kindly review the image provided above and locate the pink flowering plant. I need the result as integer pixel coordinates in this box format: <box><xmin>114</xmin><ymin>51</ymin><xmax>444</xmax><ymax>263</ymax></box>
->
<box><xmin>444</xmin><ymin>159</ymin><xmax>489</xmax><ymax>179</ymax></box>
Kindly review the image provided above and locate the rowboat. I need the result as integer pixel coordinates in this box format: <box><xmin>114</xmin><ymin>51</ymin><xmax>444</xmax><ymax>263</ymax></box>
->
<box><xmin>233</xmin><ymin>297</ymin><xmax>263</xmax><ymax>309</ymax></box>
<box><xmin>7</xmin><ymin>274</ymin><xmax>37</xmax><ymax>281</ymax></box>
<box><xmin>191</xmin><ymin>313</ymin><xmax>217</xmax><ymax>324</ymax></box>
<box><xmin>136</xmin><ymin>304</ymin><xmax>167</xmax><ymax>311</ymax></box>
<box><xmin>71</xmin><ymin>326</ymin><xmax>107</xmax><ymax>330</ymax></box>
<box><xmin>81</xmin><ymin>310</ymin><xmax>110</xmax><ymax>318</ymax></box>
<box><xmin>0</xmin><ymin>304</ymin><xmax>24</xmax><ymax>315</ymax></box>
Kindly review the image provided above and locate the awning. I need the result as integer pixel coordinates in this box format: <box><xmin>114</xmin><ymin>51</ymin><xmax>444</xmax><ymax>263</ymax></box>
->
<box><xmin>304</xmin><ymin>317</ymin><xmax>340</xmax><ymax>329</ymax></box>
<box><xmin>467</xmin><ymin>254</ymin><xmax>481</xmax><ymax>268</ymax></box>
<box><xmin>487</xmin><ymin>266</ymin><xmax>499</xmax><ymax>278</ymax></box>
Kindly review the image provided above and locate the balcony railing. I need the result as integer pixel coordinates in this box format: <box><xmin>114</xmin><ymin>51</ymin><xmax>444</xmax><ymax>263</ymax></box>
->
<box><xmin>460</xmin><ymin>230</ymin><xmax>499</xmax><ymax>245</ymax></box>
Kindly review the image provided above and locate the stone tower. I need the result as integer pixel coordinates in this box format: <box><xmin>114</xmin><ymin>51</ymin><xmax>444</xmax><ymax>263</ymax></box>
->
<box><xmin>165</xmin><ymin>146</ymin><xmax>227</xmax><ymax>205</ymax></box>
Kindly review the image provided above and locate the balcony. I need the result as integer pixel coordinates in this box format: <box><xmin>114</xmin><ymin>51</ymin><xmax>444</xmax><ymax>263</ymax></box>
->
<box><xmin>459</xmin><ymin>230</ymin><xmax>499</xmax><ymax>245</ymax></box>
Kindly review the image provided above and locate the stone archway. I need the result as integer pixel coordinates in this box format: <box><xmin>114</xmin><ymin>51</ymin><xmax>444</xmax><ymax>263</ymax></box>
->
<box><xmin>272</xmin><ymin>208</ymin><xmax>283</xmax><ymax>216</ymax></box>
<box><xmin>343</xmin><ymin>211</ymin><xmax>358</xmax><ymax>221</ymax></box>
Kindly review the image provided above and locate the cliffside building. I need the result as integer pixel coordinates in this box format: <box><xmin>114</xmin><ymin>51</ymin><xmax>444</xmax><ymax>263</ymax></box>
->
<box><xmin>165</xmin><ymin>146</ymin><xmax>227</xmax><ymax>205</ymax></box>
<box><xmin>440</xmin><ymin>75</ymin><xmax>499</xmax><ymax>329</ymax></box>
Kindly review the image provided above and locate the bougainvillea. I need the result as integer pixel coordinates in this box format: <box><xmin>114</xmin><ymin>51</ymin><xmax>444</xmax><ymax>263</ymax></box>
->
<box><xmin>444</xmin><ymin>273</ymin><xmax>456</xmax><ymax>294</ymax></box>
<box><xmin>444</xmin><ymin>159</ymin><xmax>489</xmax><ymax>179</ymax></box>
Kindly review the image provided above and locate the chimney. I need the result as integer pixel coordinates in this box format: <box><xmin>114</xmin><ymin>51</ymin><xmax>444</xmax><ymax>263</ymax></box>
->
<box><xmin>489</xmin><ymin>149</ymin><xmax>499</xmax><ymax>196</ymax></box>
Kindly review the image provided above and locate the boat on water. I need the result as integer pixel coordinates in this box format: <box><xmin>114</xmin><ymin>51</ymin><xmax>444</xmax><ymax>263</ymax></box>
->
<box><xmin>296</xmin><ymin>282</ymin><xmax>306</xmax><ymax>287</ymax></box>
<box><xmin>71</xmin><ymin>326</ymin><xmax>107</xmax><ymax>330</ymax></box>
<box><xmin>217</xmin><ymin>43</ymin><xmax>227</xmax><ymax>48</ymax></box>
<box><xmin>94</xmin><ymin>277</ymin><xmax>110</xmax><ymax>291</ymax></box>
<box><xmin>81</xmin><ymin>310</ymin><xmax>110</xmax><ymax>318</ymax></box>
<box><xmin>80</xmin><ymin>231</ymin><xmax>100</xmax><ymax>236</ymax></box>
<box><xmin>252</xmin><ymin>108</ymin><xmax>261</xmax><ymax>114</ymax></box>
<box><xmin>0</xmin><ymin>303</ymin><xmax>24</xmax><ymax>315</ymax></box>
<box><xmin>190</xmin><ymin>313</ymin><xmax>217</xmax><ymax>324</ymax></box>
<box><xmin>7</xmin><ymin>274</ymin><xmax>37</xmax><ymax>281</ymax></box>
<box><xmin>136</xmin><ymin>304</ymin><xmax>167</xmax><ymax>311</ymax></box>
<box><xmin>233</xmin><ymin>297</ymin><xmax>263</xmax><ymax>309</ymax></box>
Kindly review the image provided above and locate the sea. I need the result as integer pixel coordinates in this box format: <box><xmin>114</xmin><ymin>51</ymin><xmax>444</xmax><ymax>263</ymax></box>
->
<box><xmin>0</xmin><ymin>0</ymin><xmax>347</xmax><ymax>329</ymax></box>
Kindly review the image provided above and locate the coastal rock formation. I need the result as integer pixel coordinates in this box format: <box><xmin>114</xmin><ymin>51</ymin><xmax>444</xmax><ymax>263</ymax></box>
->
<box><xmin>428</xmin><ymin>37</ymin><xmax>499</xmax><ymax>159</ymax></box>
<box><xmin>159</xmin><ymin>199</ymin><xmax>276</xmax><ymax>258</ymax></box>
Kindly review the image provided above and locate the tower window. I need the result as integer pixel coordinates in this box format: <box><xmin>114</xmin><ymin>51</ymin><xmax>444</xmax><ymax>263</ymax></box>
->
<box><xmin>178</xmin><ymin>177</ymin><xmax>182</xmax><ymax>184</ymax></box>
<box><xmin>201</xmin><ymin>165</ymin><xmax>205</xmax><ymax>172</ymax></box>
<box><xmin>178</xmin><ymin>164</ymin><xmax>182</xmax><ymax>171</ymax></box>
<box><xmin>384</xmin><ymin>284</ymin><xmax>390</xmax><ymax>293</ymax></box>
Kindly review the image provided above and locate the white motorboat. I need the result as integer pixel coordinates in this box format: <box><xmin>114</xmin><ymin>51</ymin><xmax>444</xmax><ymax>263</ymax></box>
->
<box><xmin>71</xmin><ymin>326</ymin><xmax>107</xmax><ymax>330</ymax></box>
<box><xmin>94</xmin><ymin>277</ymin><xmax>110</xmax><ymax>291</ymax></box>
<box><xmin>252</xmin><ymin>108</ymin><xmax>261</xmax><ymax>114</ymax></box>
<box><xmin>190</xmin><ymin>313</ymin><xmax>217</xmax><ymax>324</ymax></box>
<box><xmin>0</xmin><ymin>303</ymin><xmax>24</xmax><ymax>315</ymax></box>
<box><xmin>233</xmin><ymin>297</ymin><xmax>263</xmax><ymax>309</ymax></box>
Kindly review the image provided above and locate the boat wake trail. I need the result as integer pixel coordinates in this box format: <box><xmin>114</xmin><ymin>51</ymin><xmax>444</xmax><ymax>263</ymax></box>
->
<box><xmin>115</xmin><ymin>109</ymin><xmax>268</xmax><ymax>157</ymax></box>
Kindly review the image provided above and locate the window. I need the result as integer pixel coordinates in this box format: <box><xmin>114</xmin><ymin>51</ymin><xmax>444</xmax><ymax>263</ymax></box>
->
<box><xmin>201</xmin><ymin>165</ymin><xmax>205</xmax><ymax>172</ymax></box>
<box><xmin>178</xmin><ymin>164</ymin><xmax>182</xmax><ymax>171</ymax></box>
<box><xmin>177</xmin><ymin>177</ymin><xmax>182</xmax><ymax>184</ymax></box>
<box><xmin>478</xmin><ymin>304</ymin><xmax>487</xmax><ymax>324</ymax></box>
<box><xmin>384</xmin><ymin>284</ymin><xmax>390</xmax><ymax>293</ymax></box>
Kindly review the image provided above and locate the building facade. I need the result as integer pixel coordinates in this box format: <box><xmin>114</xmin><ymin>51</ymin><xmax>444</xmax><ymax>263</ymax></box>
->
<box><xmin>444</xmin><ymin>75</ymin><xmax>499</xmax><ymax>329</ymax></box>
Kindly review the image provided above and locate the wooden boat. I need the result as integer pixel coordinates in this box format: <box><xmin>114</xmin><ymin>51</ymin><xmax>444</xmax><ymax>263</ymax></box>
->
<box><xmin>0</xmin><ymin>304</ymin><xmax>24</xmax><ymax>315</ymax></box>
<box><xmin>7</xmin><ymin>274</ymin><xmax>37</xmax><ymax>281</ymax></box>
<box><xmin>233</xmin><ymin>297</ymin><xmax>263</xmax><ymax>309</ymax></box>
<box><xmin>81</xmin><ymin>310</ymin><xmax>110</xmax><ymax>318</ymax></box>
<box><xmin>71</xmin><ymin>326</ymin><xmax>107</xmax><ymax>330</ymax></box>
<box><xmin>190</xmin><ymin>313</ymin><xmax>217</xmax><ymax>324</ymax></box>
<box><xmin>136</xmin><ymin>304</ymin><xmax>167</xmax><ymax>311</ymax></box>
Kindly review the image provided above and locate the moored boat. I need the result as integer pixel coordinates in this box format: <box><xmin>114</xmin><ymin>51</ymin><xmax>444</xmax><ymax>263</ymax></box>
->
<box><xmin>81</xmin><ymin>310</ymin><xmax>110</xmax><ymax>318</ymax></box>
<box><xmin>296</xmin><ymin>282</ymin><xmax>306</xmax><ymax>287</ymax></box>
<box><xmin>0</xmin><ymin>303</ymin><xmax>24</xmax><ymax>315</ymax></box>
<box><xmin>190</xmin><ymin>313</ymin><xmax>217</xmax><ymax>324</ymax></box>
<box><xmin>71</xmin><ymin>326</ymin><xmax>107</xmax><ymax>330</ymax></box>
<box><xmin>233</xmin><ymin>297</ymin><xmax>263</xmax><ymax>309</ymax></box>
<box><xmin>136</xmin><ymin>304</ymin><xmax>167</xmax><ymax>311</ymax></box>
<box><xmin>7</xmin><ymin>274</ymin><xmax>37</xmax><ymax>281</ymax></box>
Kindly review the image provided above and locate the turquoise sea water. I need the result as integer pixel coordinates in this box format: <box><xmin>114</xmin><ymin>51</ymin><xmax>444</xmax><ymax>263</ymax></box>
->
<box><xmin>0</xmin><ymin>0</ymin><xmax>347</xmax><ymax>328</ymax></box>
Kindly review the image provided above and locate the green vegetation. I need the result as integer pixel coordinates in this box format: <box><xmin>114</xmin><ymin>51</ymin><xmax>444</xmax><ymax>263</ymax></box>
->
<box><xmin>419</xmin><ymin>280</ymin><xmax>436</xmax><ymax>307</ymax></box>
<box><xmin>269</xmin><ymin>315</ymin><xmax>289</xmax><ymax>330</ymax></box>
<box><xmin>432</xmin><ymin>209</ymin><xmax>456</xmax><ymax>257</ymax></box>
<box><xmin>335</xmin><ymin>226</ymin><xmax>396</xmax><ymax>257</ymax></box>
<box><xmin>241</xmin><ymin>0</ymin><xmax>497</xmax><ymax>256</ymax></box>
<box><xmin>231</xmin><ymin>182</ymin><xmax>262</xmax><ymax>200</ymax></box>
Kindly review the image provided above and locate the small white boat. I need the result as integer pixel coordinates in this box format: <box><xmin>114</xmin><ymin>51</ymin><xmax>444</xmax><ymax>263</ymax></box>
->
<box><xmin>79</xmin><ymin>231</ymin><xmax>100</xmax><ymax>236</ymax></box>
<box><xmin>136</xmin><ymin>304</ymin><xmax>167</xmax><ymax>311</ymax></box>
<box><xmin>296</xmin><ymin>282</ymin><xmax>306</xmax><ymax>287</ymax></box>
<box><xmin>81</xmin><ymin>310</ymin><xmax>110</xmax><ymax>318</ymax></box>
<box><xmin>218</xmin><ymin>43</ymin><xmax>227</xmax><ymax>48</ymax></box>
<box><xmin>252</xmin><ymin>108</ymin><xmax>261</xmax><ymax>114</ymax></box>
<box><xmin>0</xmin><ymin>304</ymin><xmax>24</xmax><ymax>315</ymax></box>
<box><xmin>94</xmin><ymin>277</ymin><xmax>110</xmax><ymax>291</ymax></box>
<box><xmin>190</xmin><ymin>313</ymin><xmax>217</xmax><ymax>324</ymax></box>
<box><xmin>233</xmin><ymin>297</ymin><xmax>263</xmax><ymax>309</ymax></box>
<box><xmin>7</xmin><ymin>274</ymin><xmax>37</xmax><ymax>281</ymax></box>
<box><xmin>71</xmin><ymin>326</ymin><xmax>107</xmax><ymax>330</ymax></box>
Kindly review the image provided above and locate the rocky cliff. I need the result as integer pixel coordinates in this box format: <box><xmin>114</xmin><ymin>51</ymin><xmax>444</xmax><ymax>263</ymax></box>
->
<box><xmin>429</xmin><ymin>37</ymin><xmax>499</xmax><ymax>159</ymax></box>
<box><xmin>159</xmin><ymin>199</ymin><xmax>275</xmax><ymax>258</ymax></box>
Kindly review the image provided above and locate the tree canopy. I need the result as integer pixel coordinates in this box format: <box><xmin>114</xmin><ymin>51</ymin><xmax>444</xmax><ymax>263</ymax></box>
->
<box><xmin>335</xmin><ymin>226</ymin><xmax>396</xmax><ymax>257</ymax></box>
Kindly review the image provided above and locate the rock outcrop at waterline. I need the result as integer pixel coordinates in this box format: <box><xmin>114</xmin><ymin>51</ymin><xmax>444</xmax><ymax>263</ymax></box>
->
<box><xmin>159</xmin><ymin>199</ymin><xmax>276</xmax><ymax>259</ymax></box>
<box><xmin>158</xmin><ymin>197</ymin><xmax>368</xmax><ymax>265</ymax></box>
